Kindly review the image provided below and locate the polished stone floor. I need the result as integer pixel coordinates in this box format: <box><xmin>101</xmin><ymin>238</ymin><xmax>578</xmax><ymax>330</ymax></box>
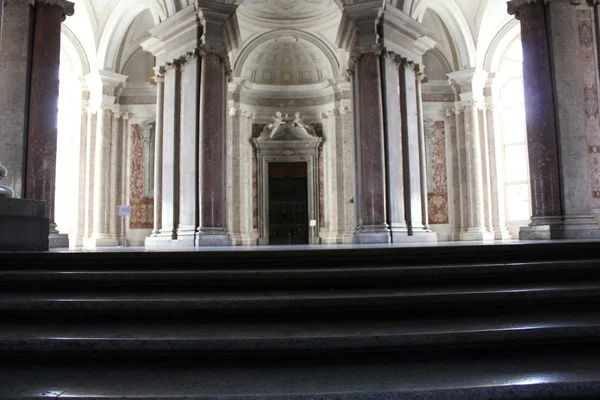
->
<box><xmin>52</xmin><ymin>238</ymin><xmax>600</xmax><ymax>252</ymax></box>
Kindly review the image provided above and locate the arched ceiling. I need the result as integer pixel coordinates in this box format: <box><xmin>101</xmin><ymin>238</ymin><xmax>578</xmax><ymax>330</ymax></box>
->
<box><xmin>240</xmin><ymin>35</ymin><xmax>333</xmax><ymax>85</ymax></box>
<box><xmin>237</xmin><ymin>0</ymin><xmax>338</xmax><ymax>21</ymax></box>
<box><xmin>63</xmin><ymin>0</ymin><xmax>520</xmax><ymax>84</ymax></box>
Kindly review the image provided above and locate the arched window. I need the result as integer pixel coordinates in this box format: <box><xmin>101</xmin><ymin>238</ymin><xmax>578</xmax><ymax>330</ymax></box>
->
<box><xmin>498</xmin><ymin>37</ymin><xmax>531</xmax><ymax>227</ymax></box>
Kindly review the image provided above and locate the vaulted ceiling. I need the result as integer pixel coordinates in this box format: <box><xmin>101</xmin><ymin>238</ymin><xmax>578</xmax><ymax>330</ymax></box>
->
<box><xmin>63</xmin><ymin>0</ymin><xmax>519</xmax><ymax>82</ymax></box>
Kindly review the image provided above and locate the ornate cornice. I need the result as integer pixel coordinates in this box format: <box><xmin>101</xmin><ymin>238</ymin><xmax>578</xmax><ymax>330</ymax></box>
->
<box><xmin>508</xmin><ymin>0</ymin><xmax>596</xmax><ymax>20</ymax></box>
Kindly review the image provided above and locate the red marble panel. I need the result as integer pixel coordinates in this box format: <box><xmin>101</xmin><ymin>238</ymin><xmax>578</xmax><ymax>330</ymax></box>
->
<box><xmin>129</xmin><ymin>124</ymin><xmax>153</xmax><ymax>229</ymax></box>
<box><xmin>577</xmin><ymin>10</ymin><xmax>600</xmax><ymax>209</ymax></box>
<box><xmin>427</xmin><ymin>121</ymin><xmax>448</xmax><ymax>224</ymax></box>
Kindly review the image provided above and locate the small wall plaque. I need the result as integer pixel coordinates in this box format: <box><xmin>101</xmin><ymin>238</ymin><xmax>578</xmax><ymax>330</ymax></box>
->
<box><xmin>118</xmin><ymin>205</ymin><xmax>131</xmax><ymax>217</ymax></box>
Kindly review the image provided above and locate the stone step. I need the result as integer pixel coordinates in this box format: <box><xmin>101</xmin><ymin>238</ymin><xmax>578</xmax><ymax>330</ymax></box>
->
<box><xmin>3</xmin><ymin>241</ymin><xmax>600</xmax><ymax>271</ymax></box>
<box><xmin>2</xmin><ymin>259</ymin><xmax>600</xmax><ymax>290</ymax></box>
<box><xmin>2</xmin><ymin>311</ymin><xmax>600</xmax><ymax>354</ymax></box>
<box><xmin>1</xmin><ymin>282</ymin><xmax>599</xmax><ymax>315</ymax></box>
<box><xmin>2</xmin><ymin>346</ymin><xmax>600</xmax><ymax>399</ymax></box>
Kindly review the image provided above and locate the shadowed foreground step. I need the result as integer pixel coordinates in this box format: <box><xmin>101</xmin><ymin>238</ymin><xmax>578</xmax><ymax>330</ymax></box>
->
<box><xmin>1</xmin><ymin>241</ymin><xmax>600</xmax><ymax>398</ymax></box>
<box><xmin>2</xmin><ymin>347</ymin><xmax>600</xmax><ymax>399</ymax></box>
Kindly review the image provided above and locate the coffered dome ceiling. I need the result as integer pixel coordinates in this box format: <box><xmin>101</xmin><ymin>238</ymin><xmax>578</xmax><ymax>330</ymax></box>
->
<box><xmin>238</xmin><ymin>0</ymin><xmax>338</xmax><ymax>21</ymax></box>
<box><xmin>240</xmin><ymin>36</ymin><xmax>334</xmax><ymax>85</ymax></box>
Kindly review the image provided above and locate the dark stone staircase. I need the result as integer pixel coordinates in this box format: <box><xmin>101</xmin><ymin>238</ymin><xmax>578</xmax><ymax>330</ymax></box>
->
<box><xmin>2</xmin><ymin>241</ymin><xmax>600</xmax><ymax>399</ymax></box>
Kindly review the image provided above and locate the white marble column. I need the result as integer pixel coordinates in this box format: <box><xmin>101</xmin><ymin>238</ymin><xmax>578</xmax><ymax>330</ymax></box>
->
<box><xmin>446</xmin><ymin>108</ymin><xmax>463</xmax><ymax>240</ymax></box>
<box><xmin>320</xmin><ymin>109</ymin><xmax>339</xmax><ymax>243</ymax></box>
<box><xmin>381</xmin><ymin>52</ymin><xmax>408</xmax><ymax>241</ymax></box>
<box><xmin>157</xmin><ymin>62</ymin><xmax>180</xmax><ymax>242</ymax></box>
<box><xmin>399</xmin><ymin>60</ymin><xmax>428</xmax><ymax>236</ymax></box>
<box><xmin>448</xmin><ymin>68</ymin><xmax>494</xmax><ymax>241</ymax></box>
<box><xmin>151</xmin><ymin>72</ymin><xmax>164</xmax><ymax>238</ymax></box>
<box><xmin>82</xmin><ymin>71</ymin><xmax>127</xmax><ymax>248</ymax></box>
<box><xmin>73</xmin><ymin>98</ymin><xmax>90</xmax><ymax>248</ymax></box>
<box><xmin>177</xmin><ymin>52</ymin><xmax>200</xmax><ymax>246</ymax></box>
<box><xmin>484</xmin><ymin>75</ymin><xmax>511</xmax><ymax>239</ymax></box>
<box><xmin>227</xmin><ymin>100</ymin><xmax>256</xmax><ymax>246</ymax></box>
<box><xmin>416</xmin><ymin>70</ymin><xmax>432</xmax><ymax>234</ymax></box>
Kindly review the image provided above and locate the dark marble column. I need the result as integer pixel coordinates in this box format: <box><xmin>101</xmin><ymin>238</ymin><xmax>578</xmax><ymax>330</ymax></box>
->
<box><xmin>0</xmin><ymin>1</ymin><xmax>35</xmax><ymax>199</ymax></box>
<box><xmin>510</xmin><ymin>1</ymin><xmax>561</xmax><ymax>226</ymax></box>
<box><xmin>196</xmin><ymin>51</ymin><xmax>229</xmax><ymax>246</ymax></box>
<box><xmin>509</xmin><ymin>0</ymin><xmax>600</xmax><ymax>239</ymax></box>
<box><xmin>25</xmin><ymin>1</ymin><xmax>73</xmax><ymax>238</ymax></box>
<box><xmin>353</xmin><ymin>51</ymin><xmax>390</xmax><ymax>244</ymax></box>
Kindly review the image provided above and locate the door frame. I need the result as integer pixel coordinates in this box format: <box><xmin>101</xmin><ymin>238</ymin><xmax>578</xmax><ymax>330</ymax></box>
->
<box><xmin>254</xmin><ymin>139</ymin><xmax>321</xmax><ymax>245</ymax></box>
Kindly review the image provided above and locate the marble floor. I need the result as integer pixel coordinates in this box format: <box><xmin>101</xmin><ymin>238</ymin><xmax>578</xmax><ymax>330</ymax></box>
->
<box><xmin>52</xmin><ymin>238</ymin><xmax>600</xmax><ymax>253</ymax></box>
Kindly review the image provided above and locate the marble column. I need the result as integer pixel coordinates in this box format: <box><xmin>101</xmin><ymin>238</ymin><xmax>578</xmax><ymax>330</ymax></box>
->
<box><xmin>448</xmin><ymin>68</ymin><xmax>495</xmax><ymax>241</ymax></box>
<box><xmin>381</xmin><ymin>52</ymin><xmax>408</xmax><ymax>241</ymax></box>
<box><xmin>509</xmin><ymin>0</ymin><xmax>600</xmax><ymax>239</ymax></box>
<box><xmin>351</xmin><ymin>51</ymin><xmax>391</xmax><ymax>244</ymax></box>
<box><xmin>0</xmin><ymin>0</ymin><xmax>35</xmax><ymax>198</ymax></box>
<box><xmin>177</xmin><ymin>52</ymin><xmax>200</xmax><ymax>246</ymax></box>
<box><xmin>416</xmin><ymin>71</ymin><xmax>432</xmax><ymax>234</ymax></box>
<box><xmin>196</xmin><ymin>51</ymin><xmax>229</xmax><ymax>246</ymax></box>
<box><xmin>227</xmin><ymin>98</ymin><xmax>256</xmax><ymax>246</ymax></box>
<box><xmin>446</xmin><ymin>108</ymin><xmax>464</xmax><ymax>240</ymax></box>
<box><xmin>73</xmin><ymin>101</ymin><xmax>90</xmax><ymax>247</ymax></box>
<box><xmin>158</xmin><ymin>62</ymin><xmax>180</xmax><ymax>241</ymax></box>
<box><xmin>399</xmin><ymin>60</ymin><xmax>428</xmax><ymax>236</ymax></box>
<box><xmin>320</xmin><ymin>109</ymin><xmax>339</xmax><ymax>243</ymax></box>
<box><xmin>151</xmin><ymin>72</ymin><xmax>164</xmax><ymax>238</ymax></box>
<box><xmin>25</xmin><ymin>1</ymin><xmax>73</xmax><ymax>247</ymax></box>
<box><xmin>484</xmin><ymin>75</ymin><xmax>511</xmax><ymax>239</ymax></box>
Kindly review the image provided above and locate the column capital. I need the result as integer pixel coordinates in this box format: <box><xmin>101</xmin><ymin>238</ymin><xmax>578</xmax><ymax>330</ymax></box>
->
<box><xmin>448</xmin><ymin>67</ymin><xmax>488</xmax><ymax>104</ymax></box>
<box><xmin>196</xmin><ymin>0</ymin><xmax>239</xmax><ymax>55</ymax></box>
<box><xmin>20</xmin><ymin>0</ymin><xmax>74</xmax><ymax>19</ymax></box>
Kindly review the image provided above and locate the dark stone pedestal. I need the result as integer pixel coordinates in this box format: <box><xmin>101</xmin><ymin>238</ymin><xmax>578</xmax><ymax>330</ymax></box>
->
<box><xmin>0</xmin><ymin>198</ymin><xmax>49</xmax><ymax>251</ymax></box>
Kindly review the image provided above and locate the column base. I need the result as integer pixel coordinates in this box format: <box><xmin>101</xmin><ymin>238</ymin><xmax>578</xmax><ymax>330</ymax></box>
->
<box><xmin>452</xmin><ymin>229</ymin><xmax>464</xmax><ymax>241</ymax></box>
<box><xmin>391</xmin><ymin>230</ymin><xmax>438</xmax><ymax>243</ymax></box>
<box><xmin>175</xmin><ymin>226</ymin><xmax>197</xmax><ymax>247</ymax></box>
<box><xmin>520</xmin><ymin>214</ymin><xmax>600</xmax><ymax>240</ymax></box>
<box><xmin>460</xmin><ymin>227</ymin><xmax>495</xmax><ymax>241</ymax></box>
<box><xmin>145</xmin><ymin>235</ymin><xmax>177</xmax><ymax>248</ymax></box>
<box><xmin>229</xmin><ymin>233</ymin><xmax>258</xmax><ymax>246</ymax></box>
<box><xmin>320</xmin><ymin>232</ymin><xmax>355</xmax><ymax>245</ymax></box>
<box><xmin>83</xmin><ymin>235</ymin><xmax>119</xmax><ymax>248</ymax></box>
<box><xmin>196</xmin><ymin>228</ymin><xmax>230</xmax><ymax>246</ymax></box>
<box><xmin>493</xmin><ymin>227</ymin><xmax>512</xmax><ymax>240</ymax></box>
<box><xmin>354</xmin><ymin>225</ymin><xmax>391</xmax><ymax>244</ymax></box>
<box><xmin>520</xmin><ymin>225</ymin><xmax>600</xmax><ymax>240</ymax></box>
<box><xmin>49</xmin><ymin>232</ymin><xmax>69</xmax><ymax>248</ymax></box>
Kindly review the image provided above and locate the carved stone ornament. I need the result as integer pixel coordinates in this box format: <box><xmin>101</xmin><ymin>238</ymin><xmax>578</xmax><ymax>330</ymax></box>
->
<box><xmin>0</xmin><ymin>161</ymin><xmax>15</xmax><ymax>198</ymax></box>
<box><xmin>260</xmin><ymin>111</ymin><xmax>317</xmax><ymax>140</ymax></box>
